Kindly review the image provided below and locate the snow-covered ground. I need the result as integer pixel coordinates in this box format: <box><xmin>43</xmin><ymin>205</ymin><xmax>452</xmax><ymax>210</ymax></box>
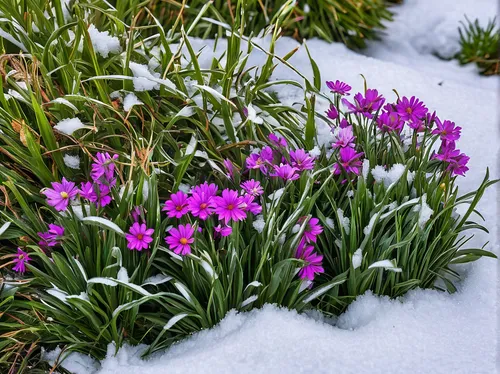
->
<box><xmin>54</xmin><ymin>1</ymin><xmax>499</xmax><ymax>373</ymax></box>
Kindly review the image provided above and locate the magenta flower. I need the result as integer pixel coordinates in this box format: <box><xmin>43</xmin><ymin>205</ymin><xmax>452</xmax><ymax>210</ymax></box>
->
<box><xmin>333</xmin><ymin>147</ymin><xmax>364</xmax><ymax>175</ymax></box>
<box><xmin>271</xmin><ymin>163</ymin><xmax>300</xmax><ymax>181</ymax></box>
<box><xmin>325</xmin><ymin>104</ymin><xmax>338</xmax><ymax>120</ymax></box>
<box><xmin>241</xmin><ymin>179</ymin><xmax>264</xmax><ymax>196</ymax></box>
<box><xmin>42</xmin><ymin>178</ymin><xmax>78</xmax><ymax>211</ymax></box>
<box><xmin>163</xmin><ymin>191</ymin><xmax>189</xmax><ymax>218</ymax></box>
<box><xmin>447</xmin><ymin>154</ymin><xmax>470</xmax><ymax>176</ymax></box>
<box><xmin>38</xmin><ymin>224</ymin><xmax>65</xmax><ymax>247</ymax></box>
<box><xmin>188</xmin><ymin>187</ymin><xmax>216</xmax><ymax>220</ymax></box>
<box><xmin>295</xmin><ymin>242</ymin><xmax>324</xmax><ymax>281</ymax></box>
<box><xmin>246</xmin><ymin>146</ymin><xmax>274</xmax><ymax>174</ymax></box>
<box><xmin>396</xmin><ymin>96</ymin><xmax>428</xmax><ymax>126</ymax></box>
<box><xmin>192</xmin><ymin>182</ymin><xmax>218</xmax><ymax>198</ymax></box>
<box><xmin>241</xmin><ymin>194</ymin><xmax>262</xmax><ymax>215</ymax></box>
<box><xmin>223</xmin><ymin>159</ymin><xmax>235</xmax><ymax>179</ymax></box>
<box><xmin>91</xmin><ymin>152</ymin><xmax>118</xmax><ymax>184</ymax></box>
<box><xmin>342</xmin><ymin>89</ymin><xmax>385</xmax><ymax>119</ymax></box>
<box><xmin>432</xmin><ymin>142</ymin><xmax>469</xmax><ymax>176</ymax></box>
<box><xmin>214</xmin><ymin>224</ymin><xmax>233</xmax><ymax>238</ymax></box>
<box><xmin>426</xmin><ymin>111</ymin><xmax>438</xmax><ymax>127</ymax></box>
<box><xmin>298</xmin><ymin>217</ymin><xmax>324</xmax><ymax>243</ymax></box>
<box><xmin>377</xmin><ymin>111</ymin><xmax>404</xmax><ymax>133</ymax></box>
<box><xmin>269</xmin><ymin>133</ymin><xmax>288</xmax><ymax>148</ymax></box>
<box><xmin>96</xmin><ymin>184</ymin><xmax>112</xmax><ymax>207</ymax></box>
<box><xmin>432</xmin><ymin>119</ymin><xmax>461</xmax><ymax>142</ymax></box>
<box><xmin>326</xmin><ymin>80</ymin><xmax>351</xmax><ymax>96</ymax></box>
<box><xmin>126</xmin><ymin>222</ymin><xmax>154</xmax><ymax>251</ymax></box>
<box><xmin>213</xmin><ymin>189</ymin><xmax>247</xmax><ymax>224</ymax></box>
<box><xmin>432</xmin><ymin>142</ymin><xmax>462</xmax><ymax>163</ymax></box>
<box><xmin>12</xmin><ymin>248</ymin><xmax>31</xmax><ymax>274</ymax></box>
<box><xmin>79</xmin><ymin>182</ymin><xmax>98</xmax><ymax>203</ymax></box>
<box><xmin>333</xmin><ymin>126</ymin><xmax>356</xmax><ymax>149</ymax></box>
<box><xmin>290</xmin><ymin>149</ymin><xmax>315</xmax><ymax>171</ymax></box>
<box><xmin>165</xmin><ymin>224</ymin><xmax>195</xmax><ymax>255</ymax></box>
<box><xmin>131</xmin><ymin>206</ymin><xmax>143</xmax><ymax>222</ymax></box>
<box><xmin>339</xmin><ymin>119</ymin><xmax>350</xmax><ymax>129</ymax></box>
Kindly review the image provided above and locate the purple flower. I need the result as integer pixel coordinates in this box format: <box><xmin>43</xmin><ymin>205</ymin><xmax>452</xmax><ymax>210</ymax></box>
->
<box><xmin>192</xmin><ymin>182</ymin><xmax>218</xmax><ymax>197</ymax></box>
<box><xmin>42</xmin><ymin>178</ymin><xmax>79</xmax><ymax>211</ymax></box>
<box><xmin>295</xmin><ymin>242</ymin><xmax>324</xmax><ymax>281</ymax></box>
<box><xmin>289</xmin><ymin>149</ymin><xmax>315</xmax><ymax>171</ymax></box>
<box><xmin>333</xmin><ymin>147</ymin><xmax>364</xmax><ymax>175</ymax></box>
<box><xmin>339</xmin><ymin>119</ymin><xmax>350</xmax><ymax>129</ymax></box>
<box><xmin>12</xmin><ymin>248</ymin><xmax>31</xmax><ymax>274</ymax></box>
<box><xmin>162</xmin><ymin>191</ymin><xmax>189</xmax><ymax>218</ymax></box>
<box><xmin>241</xmin><ymin>194</ymin><xmax>262</xmax><ymax>215</ymax></box>
<box><xmin>91</xmin><ymin>152</ymin><xmax>118</xmax><ymax>184</ymax></box>
<box><xmin>342</xmin><ymin>89</ymin><xmax>385</xmax><ymax>119</ymax></box>
<box><xmin>447</xmin><ymin>154</ymin><xmax>470</xmax><ymax>176</ymax></box>
<box><xmin>377</xmin><ymin>111</ymin><xmax>404</xmax><ymax>133</ymax></box>
<box><xmin>223</xmin><ymin>159</ymin><xmax>235</xmax><ymax>179</ymax></box>
<box><xmin>79</xmin><ymin>182</ymin><xmax>98</xmax><ymax>203</ymax></box>
<box><xmin>246</xmin><ymin>146</ymin><xmax>274</xmax><ymax>174</ymax></box>
<box><xmin>326</xmin><ymin>80</ymin><xmax>351</xmax><ymax>96</ymax></box>
<box><xmin>241</xmin><ymin>179</ymin><xmax>264</xmax><ymax>196</ymax></box>
<box><xmin>332</xmin><ymin>126</ymin><xmax>356</xmax><ymax>149</ymax></box>
<box><xmin>396</xmin><ymin>96</ymin><xmax>428</xmax><ymax>126</ymax></box>
<box><xmin>95</xmin><ymin>184</ymin><xmax>112</xmax><ymax>207</ymax></box>
<box><xmin>432</xmin><ymin>118</ymin><xmax>461</xmax><ymax>142</ymax></box>
<box><xmin>325</xmin><ymin>104</ymin><xmax>338</xmax><ymax>120</ymax></box>
<box><xmin>126</xmin><ymin>222</ymin><xmax>154</xmax><ymax>251</ymax></box>
<box><xmin>38</xmin><ymin>224</ymin><xmax>65</xmax><ymax>247</ymax></box>
<box><xmin>165</xmin><ymin>224</ymin><xmax>195</xmax><ymax>255</ymax></box>
<box><xmin>271</xmin><ymin>163</ymin><xmax>300</xmax><ymax>181</ymax></box>
<box><xmin>131</xmin><ymin>206</ymin><xmax>143</xmax><ymax>222</ymax></box>
<box><xmin>188</xmin><ymin>186</ymin><xmax>216</xmax><ymax>220</ymax></box>
<box><xmin>426</xmin><ymin>111</ymin><xmax>438</xmax><ymax>127</ymax></box>
<box><xmin>214</xmin><ymin>224</ymin><xmax>233</xmax><ymax>237</ymax></box>
<box><xmin>298</xmin><ymin>217</ymin><xmax>323</xmax><ymax>243</ymax></box>
<box><xmin>213</xmin><ymin>189</ymin><xmax>247</xmax><ymax>224</ymax></box>
<box><xmin>269</xmin><ymin>133</ymin><xmax>288</xmax><ymax>148</ymax></box>
<box><xmin>432</xmin><ymin>142</ymin><xmax>469</xmax><ymax>176</ymax></box>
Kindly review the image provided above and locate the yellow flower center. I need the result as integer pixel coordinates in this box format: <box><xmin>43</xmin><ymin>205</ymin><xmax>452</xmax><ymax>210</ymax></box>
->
<box><xmin>406</xmin><ymin>107</ymin><xmax>412</xmax><ymax>114</ymax></box>
<box><xmin>180</xmin><ymin>238</ymin><xmax>188</xmax><ymax>245</ymax></box>
<box><xmin>137</xmin><ymin>234</ymin><xmax>143</xmax><ymax>240</ymax></box>
<box><xmin>60</xmin><ymin>191</ymin><xmax>69</xmax><ymax>199</ymax></box>
<box><xmin>19</xmin><ymin>254</ymin><xmax>24</xmax><ymax>260</ymax></box>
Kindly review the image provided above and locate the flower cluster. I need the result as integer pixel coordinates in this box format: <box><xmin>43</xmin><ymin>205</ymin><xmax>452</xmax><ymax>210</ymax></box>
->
<box><xmin>294</xmin><ymin>217</ymin><xmax>324</xmax><ymax>281</ymax></box>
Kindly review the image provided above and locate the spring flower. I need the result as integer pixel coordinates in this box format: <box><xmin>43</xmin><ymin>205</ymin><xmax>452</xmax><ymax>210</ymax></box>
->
<box><xmin>271</xmin><ymin>163</ymin><xmax>300</xmax><ymax>181</ymax></box>
<box><xmin>377</xmin><ymin>111</ymin><xmax>404</xmax><ymax>133</ymax></box>
<box><xmin>214</xmin><ymin>224</ymin><xmax>233</xmax><ymax>237</ymax></box>
<box><xmin>432</xmin><ymin>142</ymin><xmax>462</xmax><ymax>163</ymax></box>
<box><xmin>96</xmin><ymin>184</ymin><xmax>112</xmax><ymax>207</ymax></box>
<box><xmin>325</xmin><ymin>104</ymin><xmax>338</xmax><ymax>120</ymax></box>
<box><xmin>426</xmin><ymin>111</ymin><xmax>438</xmax><ymax>127</ymax></box>
<box><xmin>431</xmin><ymin>142</ymin><xmax>469</xmax><ymax>176</ymax></box>
<box><xmin>163</xmin><ymin>191</ymin><xmax>189</xmax><ymax>218</ymax></box>
<box><xmin>269</xmin><ymin>133</ymin><xmax>288</xmax><ymax>148</ymax></box>
<box><xmin>192</xmin><ymin>182</ymin><xmax>218</xmax><ymax>198</ymax></box>
<box><xmin>38</xmin><ymin>224</ymin><xmax>65</xmax><ymax>247</ymax></box>
<box><xmin>131</xmin><ymin>206</ymin><xmax>143</xmax><ymax>222</ymax></box>
<box><xmin>79</xmin><ymin>182</ymin><xmax>98</xmax><ymax>203</ymax></box>
<box><xmin>332</xmin><ymin>126</ymin><xmax>356</xmax><ymax>149</ymax></box>
<box><xmin>241</xmin><ymin>194</ymin><xmax>262</xmax><ymax>215</ymax></box>
<box><xmin>213</xmin><ymin>189</ymin><xmax>247</xmax><ymax>224</ymax></box>
<box><xmin>126</xmin><ymin>222</ymin><xmax>154</xmax><ymax>251</ymax></box>
<box><xmin>432</xmin><ymin>119</ymin><xmax>461</xmax><ymax>142</ymax></box>
<box><xmin>188</xmin><ymin>186</ymin><xmax>216</xmax><ymax>220</ymax></box>
<box><xmin>223</xmin><ymin>159</ymin><xmax>235</xmax><ymax>179</ymax></box>
<box><xmin>326</xmin><ymin>80</ymin><xmax>351</xmax><ymax>96</ymax></box>
<box><xmin>298</xmin><ymin>217</ymin><xmax>324</xmax><ymax>243</ymax></box>
<box><xmin>246</xmin><ymin>146</ymin><xmax>274</xmax><ymax>174</ymax></box>
<box><xmin>295</xmin><ymin>242</ymin><xmax>324</xmax><ymax>281</ymax></box>
<box><xmin>395</xmin><ymin>96</ymin><xmax>428</xmax><ymax>125</ymax></box>
<box><xmin>333</xmin><ymin>147</ymin><xmax>364</xmax><ymax>175</ymax></box>
<box><xmin>91</xmin><ymin>152</ymin><xmax>118</xmax><ymax>184</ymax></box>
<box><xmin>342</xmin><ymin>89</ymin><xmax>385</xmax><ymax>119</ymax></box>
<box><xmin>165</xmin><ymin>224</ymin><xmax>195</xmax><ymax>255</ymax></box>
<box><xmin>241</xmin><ymin>179</ymin><xmax>264</xmax><ymax>196</ymax></box>
<box><xmin>12</xmin><ymin>248</ymin><xmax>31</xmax><ymax>274</ymax></box>
<box><xmin>289</xmin><ymin>149</ymin><xmax>315</xmax><ymax>171</ymax></box>
<box><xmin>42</xmin><ymin>178</ymin><xmax>79</xmax><ymax>211</ymax></box>
<box><xmin>447</xmin><ymin>154</ymin><xmax>470</xmax><ymax>176</ymax></box>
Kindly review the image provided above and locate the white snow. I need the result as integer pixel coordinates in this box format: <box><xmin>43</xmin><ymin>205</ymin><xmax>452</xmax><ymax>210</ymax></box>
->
<box><xmin>252</xmin><ymin>215</ymin><xmax>265</xmax><ymax>233</ymax></box>
<box><xmin>325</xmin><ymin>218</ymin><xmax>335</xmax><ymax>229</ymax></box>
<box><xmin>88</xmin><ymin>25</ymin><xmax>121</xmax><ymax>58</ymax></box>
<box><xmin>129</xmin><ymin>62</ymin><xmax>175</xmax><ymax>91</ymax></box>
<box><xmin>372</xmin><ymin>164</ymin><xmax>407</xmax><ymax>188</ymax></box>
<box><xmin>352</xmin><ymin>248</ymin><xmax>363</xmax><ymax>269</ymax></box>
<box><xmin>412</xmin><ymin>194</ymin><xmax>434</xmax><ymax>229</ymax></box>
<box><xmin>54</xmin><ymin>117</ymin><xmax>86</xmax><ymax>135</ymax></box>
<box><xmin>63</xmin><ymin>154</ymin><xmax>80</xmax><ymax>169</ymax></box>
<box><xmin>336</xmin><ymin>208</ymin><xmax>350</xmax><ymax>235</ymax></box>
<box><xmin>123</xmin><ymin>93</ymin><xmax>143</xmax><ymax>112</ymax></box>
<box><xmin>43</xmin><ymin>346</ymin><xmax>100</xmax><ymax>374</ymax></box>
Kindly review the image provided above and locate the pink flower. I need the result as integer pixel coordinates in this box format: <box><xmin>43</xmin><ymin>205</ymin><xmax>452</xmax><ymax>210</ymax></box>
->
<box><xmin>95</xmin><ymin>184</ymin><xmax>112</xmax><ymax>207</ymax></box>
<box><xmin>188</xmin><ymin>185</ymin><xmax>216</xmax><ymax>220</ymax></box>
<box><xmin>163</xmin><ymin>191</ymin><xmax>189</xmax><ymax>218</ymax></box>
<box><xmin>213</xmin><ymin>189</ymin><xmax>247</xmax><ymax>224</ymax></box>
<box><xmin>269</xmin><ymin>133</ymin><xmax>288</xmax><ymax>148</ymax></box>
<box><xmin>79</xmin><ymin>182</ymin><xmax>98</xmax><ymax>203</ymax></box>
<box><xmin>42</xmin><ymin>178</ymin><xmax>79</xmax><ymax>211</ymax></box>
<box><xmin>342</xmin><ymin>89</ymin><xmax>385</xmax><ymax>119</ymax></box>
<box><xmin>326</xmin><ymin>80</ymin><xmax>351</xmax><ymax>96</ymax></box>
<box><xmin>91</xmin><ymin>152</ymin><xmax>118</xmax><ymax>184</ymax></box>
<box><xmin>432</xmin><ymin>118</ymin><xmax>461</xmax><ymax>142</ymax></box>
<box><xmin>241</xmin><ymin>194</ymin><xmax>262</xmax><ymax>215</ymax></box>
<box><xmin>325</xmin><ymin>104</ymin><xmax>338</xmax><ymax>120</ymax></box>
<box><xmin>395</xmin><ymin>96</ymin><xmax>428</xmax><ymax>126</ymax></box>
<box><xmin>131</xmin><ymin>206</ymin><xmax>143</xmax><ymax>222</ymax></box>
<box><xmin>271</xmin><ymin>163</ymin><xmax>300</xmax><ymax>181</ymax></box>
<box><xmin>295</xmin><ymin>242</ymin><xmax>324</xmax><ymax>281</ymax></box>
<box><xmin>38</xmin><ymin>224</ymin><xmax>65</xmax><ymax>247</ymax></box>
<box><xmin>12</xmin><ymin>248</ymin><xmax>31</xmax><ymax>274</ymax></box>
<box><xmin>214</xmin><ymin>224</ymin><xmax>232</xmax><ymax>237</ymax></box>
<box><xmin>165</xmin><ymin>224</ymin><xmax>195</xmax><ymax>255</ymax></box>
<box><xmin>339</xmin><ymin>119</ymin><xmax>350</xmax><ymax>129</ymax></box>
<box><xmin>192</xmin><ymin>182</ymin><xmax>218</xmax><ymax>198</ymax></box>
<box><xmin>246</xmin><ymin>146</ymin><xmax>274</xmax><ymax>174</ymax></box>
<box><xmin>332</xmin><ymin>126</ymin><xmax>356</xmax><ymax>149</ymax></box>
<box><xmin>289</xmin><ymin>149</ymin><xmax>315</xmax><ymax>171</ymax></box>
<box><xmin>377</xmin><ymin>111</ymin><xmax>404</xmax><ymax>133</ymax></box>
<box><xmin>298</xmin><ymin>217</ymin><xmax>323</xmax><ymax>243</ymax></box>
<box><xmin>223</xmin><ymin>159</ymin><xmax>235</xmax><ymax>179</ymax></box>
<box><xmin>126</xmin><ymin>223</ymin><xmax>154</xmax><ymax>251</ymax></box>
<box><xmin>241</xmin><ymin>179</ymin><xmax>264</xmax><ymax>196</ymax></box>
<box><xmin>333</xmin><ymin>147</ymin><xmax>364</xmax><ymax>176</ymax></box>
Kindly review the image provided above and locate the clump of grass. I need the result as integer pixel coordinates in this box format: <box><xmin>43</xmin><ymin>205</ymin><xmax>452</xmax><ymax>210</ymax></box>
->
<box><xmin>457</xmin><ymin>17</ymin><xmax>499</xmax><ymax>75</ymax></box>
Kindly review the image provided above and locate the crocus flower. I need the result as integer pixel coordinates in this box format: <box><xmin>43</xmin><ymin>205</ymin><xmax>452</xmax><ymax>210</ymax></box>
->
<box><xmin>165</xmin><ymin>224</ymin><xmax>195</xmax><ymax>255</ymax></box>
<box><xmin>332</xmin><ymin>126</ymin><xmax>356</xmax><ymax>149</ymax></box>
<box><xmin>290</xmin><ymin>149</ymin><xmax>315</xmax><ymax>171</ymax></box>
<box><xmin>395</xmin><ymin>96</ymin><xmax>428</xmax><ymax>126</ymax></box>
<box><xmin>213</xmin><ymin>189</ymin><xmax>247</xmax><ymax>224</ymax></box>
<box><xmin>295</xmin><ymin>242</ymin><xmax>324</xmax><ymax>281</ymax></box>
<box><xmin>42</xmin><ymin>178</ymin><xmax>79</xmax><ymax>211</ymax></box>
<box><xmin>12</xmin><ymin>248</ymin><xmax>31</xmax><ymax>274</ymax></box>
<box><xmin>269</xmin><ymin>133</ymin><xmax>288</xmax><ymax>148</ymax></box>
<box><xmin>333</xmin><ymin>147</ymin><xmax>364</xmax><ymax>175</ymax></box>
<box><xmin>126</xmin><ymin>222</ymin><xmax>154</xmax><ymax>251</ymax></box>
<box><xmin>188</xmin><ymin>187</ymin><xmax>216</xmax><ymax>220</ymax></box>
<box><xmin>432</xmin><ymin>119</ymin><xmax>461</xmax><ymax>142</ymax></box>
<box><xmin>298</xmin><ymin>217</ymin><xmax>324</xmax><ymax>243</ymax></box>
<box><xmin>246</xmin><ymin>146</ymin><xmax>274</xmax><ymax>174</ymax></box>
<box><xmin>163</xmin><ymin>191</ymin><xmax>189</xmax><ymax>218</ymax></box>
<box><xmin>241</xmin><ymin>194</ymin><xmax>262</xmax><ymax>215</ymax></box>
<box><xmin>79</xmin><ymin>181</ymin><xmax>98</xmax><ymax>203</ymax></box>
<box><xmin>326</xmin><ymin>80</ymin><xmax>351</xmax><ymax>96</ymax></box>
<box><xmin>342</xmin><ymin>89</ymin><xmax>385</xmax><ymax>119</ymax></box>
<box><xmin>271</xmin><ymin>163</ymin><xmax>300</xmax><ymax>181</ymax></box>
<box><xmin>325</xmin><ymin>104</ymin><xmax>338</xmax><ymax>120</ymax></box>
<box><xmin>377</xmin><ymin>111</ymin><xmax>404</xmax><ymax>133</ymax></box>
<box><xmin>241</xmin><ymin>179</ymin><xmax>264</xmax><ymax>196</ymax></box>
<box><xmin>214</xmin><ymin>224</ymin><xmax>233</xmax><ymax>237</ymax></box>
<box><xmin>38</xmin><ymin>224</ymin><xmax>65</xmax><ymax>247</ymax></box>
<box><xmin>91</xmin><ymin>152</ymin><xmax>118</xmax><ymax>184</ymax></box>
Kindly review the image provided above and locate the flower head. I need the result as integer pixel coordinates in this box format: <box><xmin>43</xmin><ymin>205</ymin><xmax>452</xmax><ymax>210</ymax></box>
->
<box><xmin>339</xmin><ymin>119</ymin><xmax>350</xmax><ymax>129</ymax></box>
<box><xmin>131</xmin><ymin>206</ymin><xmax>143</xmax><ymax>222</ymax></box>
<box><xmin>271</xmin><ymin>163</ymin><xmax>300</xmax><ymax>181</ymax></box>
<box><xmin>333</xmin><ymin>147</ymin><xmax>364</xmax><ymax>175</ymax></box>
<box><xmin>377</xmin><ymin>111</ymin><xmax>404</xmax><ymax>133</ymax></box>
<box><xmin>432</xmin><ymin>118</ymin><xmax>461</xmax><ymax>142</ymax></box>
<box><xmin>213</xmin><ymin>189</ymin><xmax>247</xmax><ymax>224</ymax></box>
<box><xmin>165</xmin><ymin>224</ymin><xmax>195</xmax><ymax>255</ymax></box>
<box><xmin>214</xmin><ymin>224</ymin><xmax>233</xmax><ymax>238</ymax></box>
<box><xmin>188</xmin><ymin>185</ymin><xmax>216</xmax><ymax>220</ymax></box>
<box><xmin>95</xmin><ymin>184</ymin><xmax>112</xmax><ymax>207</ymax></box>
<box><xmin>79</xmin><ymin>181</ymin><xmax>98</xmax><ymax>203</ymax></box>
<box><xmin>332</xmin><ymin>126</ymin><xmax>356</xmax><ymax>149</ymax></box>
<box><xmin>289</xmin><ymin>149</ymin><xmax>315</xmax><ymax>171</ymax></box>
<box><xmin>38</xmin><ymin>224</ymin><xmax>65</xmax><ymax>247</ymax></box>
<box><xmin>246</xmin><ymin>146</ymin><xmax>274</xmax><ymax>174</ymax></box>
<box><xmin>241</xmin><ymin>194</ymin><xmax>262</xmax><ymax>215</ymax></box>
<box><xmin>223</xmin><ymin>159</ymin><xmax>235</xmax><ymax>179</ymax></box>
<box><xmin>126</xmin><ymin>223</ymin><xmax>154</xmax><ymax>251</ymax></box>
<box><xmin>326</xmin><ymin>80</ymin><xmax>351</xmax><ymax>96</ymax></box>
<box><xmin>163</xmin><ymin>191</ymin><xmax>189</xmax><ymax>218</ymax></box>
<box><xmin>269</xmin><ymin>133</ymin><xmax>288</xmax><ymax>148</ymax></box>
<box><xmin>298</xmin><ymin>217</ymin><xmax>323</xmax><ymax>243</ymax></box>
<box><xmin>12</xmin><ymin>248</ymin><xmax>31</xmax><ymax>274</ymax></box>
<box><xmin>432</xmin><ymin>142</ymin><xmax>469</xmax><ymax>177</ymax></box>
<box><xmin>241</xmin><ymin>179</ymin><xmax>264</xmax><ymax>197</ymax></box>
<box><xmin>42</xmin><ymin>178</ymin><xmax>78</xmax><ymax>211</ymax></box>
<box><xmin>342</xmin><ymin>89</ymin><xmax>385</xmax><ymax>119</ymax></box>
<box><xmin>325</xmin><ymin>104</ymin><xmax>338</xmax><ymax>120</ymax></box>
<box><xmin>91</xmin><ymin>152</ymin><xmax>118</xmax><ymax>184</ymax></box>
<box><xmin>396</xmin><ymin>96</ymin><xmax>428</xmax><ymax>126</ymax></box>
<box><xmin>295</xmin><ymin>242</ymin><xmax>324</xmax><ymax>281</ymax></box>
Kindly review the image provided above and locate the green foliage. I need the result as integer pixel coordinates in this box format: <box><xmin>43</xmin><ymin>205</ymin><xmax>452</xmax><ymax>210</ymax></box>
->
<box><xmin>457</xmin><ymin>17</ymin><xmax>499</xmax><ymax>75</ymax></box>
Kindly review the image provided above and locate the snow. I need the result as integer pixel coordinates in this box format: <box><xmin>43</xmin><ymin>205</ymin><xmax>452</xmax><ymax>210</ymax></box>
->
<box><xmin>371</xmin><ymin>164</ymin><xmax>407</xmax><ymax>188</ymax></box>
<box><xmin>336</xmin><ymin>208</ymin><xmax>350</xmax><ymax>235</ymax></box>
<box><xmin>54</xmin><ymin>118</ymin><xmax>86</xmax><ymax>135</ymax></box>
<box><xmin>43</xmin><ymin>346</ymin><xmax>99</xmax><ymax>374</ymax></box>
<box><xmin>129</xmin><ymin>62</ymin><xmax>175</xmax><ymax>91</ymax></box>
<box><xmin>412</xmin><ymin>194</ymin><xmax>434</xmax><ymax>229</ymax></box>
<box><xmin>325</xmin><ymin>218</ymin><xmax>334</xmax><ymax>229</ymax></box>
<box><xmin>88</xmin><ymin>25</ymin><xmax>121</xmax><ymax>58</ymax></box>
<box><xmin>252</xmin><ymin>215</ymin><xmax>265</xmax><ymax>233</ymax></box>
<box><xmin>123</xmin><ymin>93</ymin><xmax>143</xmax><ymax>112</ymax></box>
<box><xmin>352</xmin><ymin>248</ymin><xmax>363</xmax><ymax>269</ymax></box>
<box><xmin>63</xmin><ymin>154</ymin><xmax>80</xmax><ymax>169</ymax></box>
